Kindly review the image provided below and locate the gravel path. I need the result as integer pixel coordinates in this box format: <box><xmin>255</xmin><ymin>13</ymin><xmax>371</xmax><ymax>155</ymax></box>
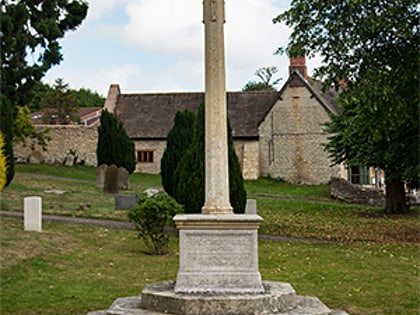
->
<box><xmin>0</xmin><ymin>210</ymin><xmax>328</xmax><ymax>243</ymax></box>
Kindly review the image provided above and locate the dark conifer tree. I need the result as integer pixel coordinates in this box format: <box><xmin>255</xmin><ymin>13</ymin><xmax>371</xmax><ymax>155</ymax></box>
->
<box><xmin>174</xmin><ymin>102</ymin><xmax>246</xmax><ymax>213</ymax></box>
<box><xmin>161</xmin><ymin>109</ymin><xmax>196</xmax><ymax>198</ymax></box>
<box><xmin>97</xmin><ymin>110</ymin><xmax>135</xmax><ymax>173</ymax></box>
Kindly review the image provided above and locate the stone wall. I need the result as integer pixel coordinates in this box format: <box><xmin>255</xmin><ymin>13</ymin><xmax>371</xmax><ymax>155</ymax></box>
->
<box><xmin>330</xmin><ymin>177</ymin><xmax>385</xmax><ymax>206</ymax></box>
<box><xmin>133</xmin><ymin>140</ymin><xmax>166</xmax><ymax>174</ymax></box>
<box><xmin>14</xmin><ymin>125</ymin><xmax>98</xmax><ymax>166</ymax></box>
<box><xmin>259</xmin><ymin>86</ymin><xmax>340</xmax><ymax>184</ymax></box>
<box><xmin>234</xmin><ymin>140</ymin><xmax>259</xmax><ymax>180</ymax></box>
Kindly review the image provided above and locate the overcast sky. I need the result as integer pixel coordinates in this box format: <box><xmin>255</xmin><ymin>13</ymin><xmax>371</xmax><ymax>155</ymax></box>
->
<box><xmin>43</xmin><ymin>0</ymin><xmax>321</xmax><ymax>96</ymax></box>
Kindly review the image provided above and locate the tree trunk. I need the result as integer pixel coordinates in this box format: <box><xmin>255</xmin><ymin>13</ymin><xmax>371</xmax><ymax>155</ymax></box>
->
<box><xmin>385</xmin><ymin>178</ymin><xmax>409</xmax><ymax>214</ymax></box>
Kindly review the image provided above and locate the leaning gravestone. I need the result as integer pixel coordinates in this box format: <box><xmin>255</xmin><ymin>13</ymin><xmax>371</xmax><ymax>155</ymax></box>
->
<box><xmin>118</xmin><ymin>167</ymin><xmax>130</xmax><ymax>190</ymax></box>
<box><xmin>96</xmin><ymin>164</ymin><xmax>108</xmax><ymax>188</ymax></box>
<box><xmin>104</xmin><ymin>165</ymin><xmax>119</xmax><ymax>194</ymax></box>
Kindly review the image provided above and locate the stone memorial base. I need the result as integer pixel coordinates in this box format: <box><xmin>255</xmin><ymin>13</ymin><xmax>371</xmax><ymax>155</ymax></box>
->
<box><xmin>87</xmin><ymin>214</ymin><xmax>348</xmax><ymax>315</ymax></box>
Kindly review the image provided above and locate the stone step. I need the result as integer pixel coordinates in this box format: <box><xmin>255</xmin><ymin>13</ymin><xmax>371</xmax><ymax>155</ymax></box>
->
<box><xmin>86</xmin><ymin>295</ymin><xmax>348</xmax><ymax>315</ymax></box>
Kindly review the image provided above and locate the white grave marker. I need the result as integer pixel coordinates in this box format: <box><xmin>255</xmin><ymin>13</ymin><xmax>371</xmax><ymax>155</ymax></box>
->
<box><xmin>24</xmin><ymin>196</ymin><xmax>42</xmax><ymax>232</ymax></box>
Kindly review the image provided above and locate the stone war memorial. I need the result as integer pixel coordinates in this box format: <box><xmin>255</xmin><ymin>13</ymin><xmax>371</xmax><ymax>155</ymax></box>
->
<box><xmin>87</xmin><ymin>1</ymin><xmax>348</xmax><ymax>314</ymax></box>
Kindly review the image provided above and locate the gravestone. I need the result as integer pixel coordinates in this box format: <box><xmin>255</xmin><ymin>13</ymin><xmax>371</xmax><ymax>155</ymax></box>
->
<box><xmin>96</xmin><ymin>164</ymin><xmax>108</xmax><ymax>188</ymax></box>
<box><xmin>104</xmin><ymin>165</ymin><xmax>119</xmax><ymax>194</ymax></box>
<box><xmin>28</xmin><ymin>150</ymin><xmax>44</xmax><ymax>164</ymax></box>
<box><xmin>65</xmin><ymin>154</ymin><xmax>75</xmax><ymax>166</ymax></box>
<box><xmin>24</xmin><ymin>196</ymin><xmax>42</xmax><ymax>232</ymax></box>
<box><xmin>245</xmin><ymin>199</ymin><xmax>257</xmax><ymax>214</ymax></box>
<box><xmin>118</xmin><ymin>167</ymin><xmax>130</xmax><ymax>190</ymax></box>
<box><xmin>115</xmin><ymin>194</ymin><xmax>139</xmax><ymax>210</ymax></box>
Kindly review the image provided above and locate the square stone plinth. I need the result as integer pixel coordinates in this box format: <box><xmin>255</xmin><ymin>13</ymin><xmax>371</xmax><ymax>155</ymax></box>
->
<box><xmin>174</xmin><ymin>214</ymin><xmax>264</xmax><ymax>294</ymax></box>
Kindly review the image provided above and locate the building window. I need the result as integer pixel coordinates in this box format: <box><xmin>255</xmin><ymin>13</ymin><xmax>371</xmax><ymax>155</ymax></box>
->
<box><xmin>137</xmin><ymin>150</ymin><xmax>154</xmax><ymax>163</ymax></box>
<box><xmin>348</xmin><ymin>166</ymin><xmax>370</xmax><ymax>185</ymax></box>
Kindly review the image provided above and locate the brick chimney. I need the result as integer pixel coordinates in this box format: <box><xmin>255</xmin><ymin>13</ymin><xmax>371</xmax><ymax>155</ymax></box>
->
<box><xmin>289</xmin><ymin>56</ymin><xmax>307</xmax><ymax>80</ymax></box>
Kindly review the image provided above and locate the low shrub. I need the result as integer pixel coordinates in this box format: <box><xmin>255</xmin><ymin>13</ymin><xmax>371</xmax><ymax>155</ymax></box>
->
<box><xmin>128</xmin><ymin>192</ymin><xmax>183</xmax><ymax>255</ymax></box>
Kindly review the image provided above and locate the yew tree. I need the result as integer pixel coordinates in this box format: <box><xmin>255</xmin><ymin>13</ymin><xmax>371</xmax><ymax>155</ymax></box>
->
<box><xmin>274</xmin><ymin>0</ymin><xmax>419</xmax><ymax>213</ymax></box>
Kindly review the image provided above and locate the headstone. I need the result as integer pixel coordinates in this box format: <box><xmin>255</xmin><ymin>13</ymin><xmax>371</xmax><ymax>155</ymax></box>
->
<box><xmin>144</xmin><ymin>187</ymin><xmax>162</xmax><ymax>197</ymax></box>
<box><xmin>65</xmin><ymin>154</ymin><xmax>74</xmax><ymax>166</ymax></box>
<box><xmin>96</xmin><ymin>164</ymin><xmax>108</xmax><ymax>188</ymax></box>
<box><xmin>28</xmin><ymin>150</ymin><xmax>44</xmax><ymax>164</ymax></box>
<box><xmin>115</xmin><ymin>194</ymin><xmax>139</xmax><ymax>210</ymax></box>
<box><xmin>245</xmin><ymin>199</ymin><xmax>257</xmax><ymax>214</ymax></box>
<box><xmin>118</xmin><ymin>167</ymin><xmax>130</xmax><ymax>190</ymax></box>
<box><xmin>104</xmin><ymin>164</ymin><xmax>119</xmax><ymax>194</ymax></box>
<box><xmin>24</xmin><ymin>196</ymin><xmax>42</xmax><ymax>232</ymax></box>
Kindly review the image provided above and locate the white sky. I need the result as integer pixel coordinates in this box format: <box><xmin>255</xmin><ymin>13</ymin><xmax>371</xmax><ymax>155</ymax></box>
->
<box><xmin>43</xmin><ymin>0</ymin><xmax>322</xmax><ymax>96</ymax></box>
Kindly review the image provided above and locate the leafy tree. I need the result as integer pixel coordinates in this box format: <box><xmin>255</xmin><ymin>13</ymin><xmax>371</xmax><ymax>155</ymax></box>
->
<box><xmin>39</xmin><ymin>78</ymin><xmax>79</xmax><ymax>124</ymax></box>
<box><xmin>13</xmin><ymin>106</ymin><xmax>51</xmax><ymax>151</ymax></box>
<box><xmin>274</xmin><ymin>0</ymin><xmax>419</xmax><ymax>213</ymax></box>
<box><xmin>97</xmin><ymin>109</ymin><xmax>135</xmax><ymax>174</ymax></box>
<box><xmin>1</xmin><ymin>0</ymin><xmax>88</xmax><ymax>186</ymax></box>
<box><xmin>71</xmin><ymin>88</ymin><xmax>105</xmax><ymax>108</ymax></box>
<box><xmin>174</xmin><ymin>103</ymin><xmax>247</xmax><ymax>213</ymax></box>
<box><xmin>243</xmin><ymin>66</ymin><xmax>282</xmax><ymax>91</ymax></box>
<box><xmin>161</xmin><ymin>109</ymin><xmax>196</xmax><ymax>197</ymax></box>
<box><xmin>1</xmin><ymin>0</ymin><xmax>88</xmax><ymax>107</ymax></box>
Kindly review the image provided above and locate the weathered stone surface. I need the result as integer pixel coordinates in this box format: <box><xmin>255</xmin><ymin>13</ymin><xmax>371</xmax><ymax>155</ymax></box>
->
<box><xmin>245</xmin><ymin>199</ymin><xmax>257</xmax><ymax>214</ymax></box>
<box><xmin>141</xmin><ymin>281</ymin><xmax>296</xmax><ymax>315</ymax></box>
<box><xmin>174</xmin><ymin>214</ymin><xmax>264</xmax><ymax>294</ymax></box>
<box><xmin>96</xmin><ymin>164</ymin><xmax>108</xmax><ymax>188</ymax></box>
<box><xmin>65</xmin><ymin>154</ymin><xmax>75</xmax><ymax>166</ymax></box>
<box><xmin>330</xmin><ymin>176</ymin><xmax>385</xmax><ymax>206</ymax></box>
<box><xmin>104</xmin><ymin>165</ymin><xmax>119</xmax><ymax>194</ymax></box>
<box><xmin>86</xmin><ymin>283</ymin><xmax>348</xmax><ymax>315</ymax></box>
<box><xmin>28</xmin><ymin>150</ymin><xmax>44</xmax><ymax>164</ymax></box>
<box><xmin>118</xmin><ymin>167</ymin><xmax>130</xmax><ymax>190</ymax></box>
<box><xmin>14</xmin><ymin>125</ymin><xmax>98</xmax><ymax>166</ymax></box>
<box><xmin>115</xmin><ymin>194</ymin><xmax>139</xmax><ymax>210</ymax></box>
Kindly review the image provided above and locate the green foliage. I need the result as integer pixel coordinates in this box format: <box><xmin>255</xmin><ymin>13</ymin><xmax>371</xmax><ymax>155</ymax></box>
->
<box><xmin>39</xmin><ymin>78</ymin><xmax>79</xmax><ymax>124</ymax></box>
<box><xmin>97</xmin><ymin>110</ymin><xmax>135</xmax><ymax>173</ymax></box>
<box><xmin>161</xmin><ymin>110</ymin><xmax>195</xmax><ymax>197</ymax></box>
<box><xmin>274</xmin><ymin>0</ymin><xmax>419</xmax><ymax>213</ymax></box>
<box><xmin>127</xmin><ymin>192</ymin><xmax>183</xmax><ymax>255</ymax></box>
<box><xmin>0</xmin><ymin>95</ymin><xmax>15</xmax><ymax>188</ymax></box>
<box><xmin>71</xmin><ymin>87</ymin><xmax>105</xmax><ymax>108</ymax></box>
<box><xmin>174</xmin><ymin>103</ymin><xmax>247</xmax><ymax>213</ymax></box>
<box><xmin>13</xmin><ymin>105</ymin><xmax>51</xmax><ymax>151</ymax></box>
<box><xmin>243</xmin><ymin>66</ymin><xmax>281</xmax><ymax>91</ymax></box>
<box><xmin>1</xmin><ymin>0</ymin><xmax>88</xmax><ymax>107</ymax></box>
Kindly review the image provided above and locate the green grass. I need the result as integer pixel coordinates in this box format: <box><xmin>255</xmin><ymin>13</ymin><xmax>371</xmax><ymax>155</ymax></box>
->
<box><xmin>0</xmin><ymin>217</ymin><xmax>418</xmax><ymax>315</ymax></box>
<box><xmin>1</xmin><ymin>164</ymin><xmax>419</xmax><ymax>314</ymax></box>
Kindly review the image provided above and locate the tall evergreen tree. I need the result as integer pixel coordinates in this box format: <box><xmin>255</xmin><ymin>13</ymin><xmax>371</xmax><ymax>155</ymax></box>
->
<box><xmin>161</xmin><ymin>110</ymin><xmax>196</xmax><ymax>197</ymax></box>
<box><xmin>174</xmin><ymin>102</ymin><xmax>246</xmax><ymax>213</ymax></box>
<box><xmin>97</xmin><ymin>110</ymin><xmax>135</xmax><ymax>173</ymax></box>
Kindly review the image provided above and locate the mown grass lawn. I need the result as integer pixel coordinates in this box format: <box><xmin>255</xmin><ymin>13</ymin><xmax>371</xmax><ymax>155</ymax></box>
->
<box><xmin>1</xmin><ymin>164</ymin><xmax>419</xmax><ymax>314</ymax></box>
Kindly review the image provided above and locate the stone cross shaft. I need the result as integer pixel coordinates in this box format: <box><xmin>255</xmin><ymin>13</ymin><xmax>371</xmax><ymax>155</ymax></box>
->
<box><xmin>202</xmin><ymin>0</ymin><xmax>233</xmax><ymax>215</ymax></box>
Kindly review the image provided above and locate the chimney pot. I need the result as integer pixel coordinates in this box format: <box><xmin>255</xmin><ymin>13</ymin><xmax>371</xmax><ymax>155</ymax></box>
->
<box><xmin>289</xmin><ymin>56</ymin><xmax>308</xmax><ymax>79</ymax></box>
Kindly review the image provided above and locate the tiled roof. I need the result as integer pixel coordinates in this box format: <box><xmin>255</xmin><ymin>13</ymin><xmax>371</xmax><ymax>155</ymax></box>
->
<box><xmin>115</xmin><ymin>91</ymin><xmax>280</xmax><ymax>139</ymax></box>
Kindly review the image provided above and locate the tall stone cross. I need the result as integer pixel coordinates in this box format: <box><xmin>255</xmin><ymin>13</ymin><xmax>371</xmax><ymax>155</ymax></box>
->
<box><xmin>201</xmin><ymin>0</ymin><xmax>233</xmax><ymax>215</ymax></box>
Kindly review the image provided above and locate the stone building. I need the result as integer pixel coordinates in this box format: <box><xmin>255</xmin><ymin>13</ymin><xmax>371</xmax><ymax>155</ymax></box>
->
<box><xmin>105</xmin><ymin>57</ymin><xmax>344</xmax><ymax>184</ymax></box>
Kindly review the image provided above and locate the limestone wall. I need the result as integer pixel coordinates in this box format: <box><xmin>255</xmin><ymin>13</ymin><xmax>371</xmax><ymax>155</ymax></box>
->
<box><xmin>14</xmin><ymin>125</ymin><xmax>98</xmax><ymax>166</ymax></box>
<box><xmin>259</xmin><ymin>87</ymin><xmax>340</xmax><ymax>184</ymax></box>
<box><xmin>234</xmin><ymin>140</ymin><xmax>259</xmax><ymax>180</ymax></box>
<box><xmin>133</xmin><ymin>140</ymin><xmax>166</xmax><ymax>174</ymax></box>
